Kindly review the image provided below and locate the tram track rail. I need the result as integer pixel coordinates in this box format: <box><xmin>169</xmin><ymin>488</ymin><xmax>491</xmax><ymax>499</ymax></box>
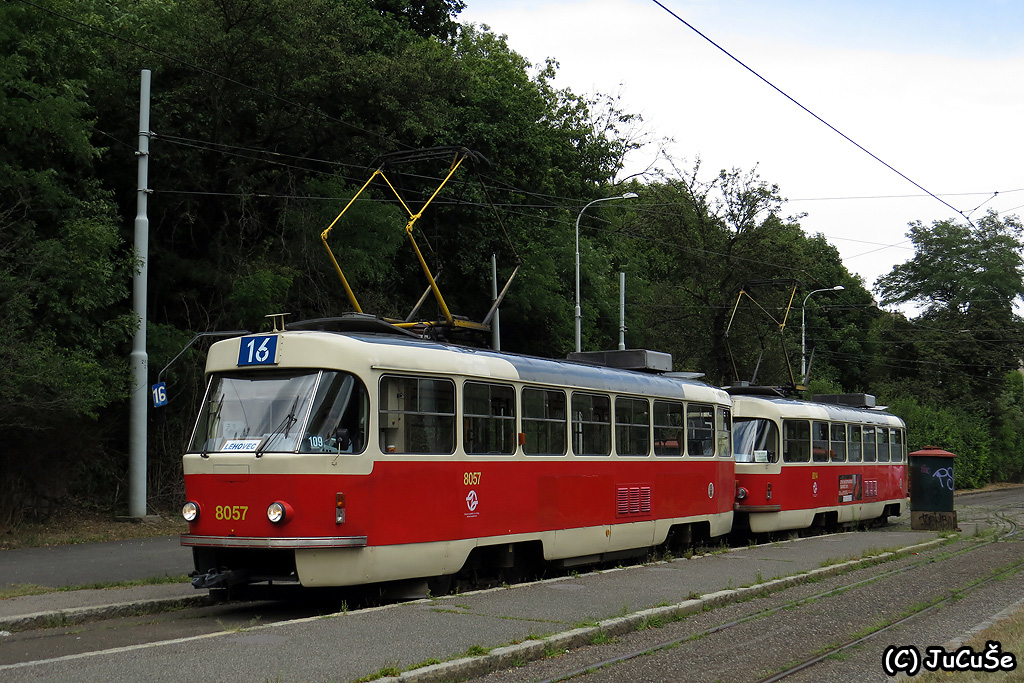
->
<box><xmin>751</xmin><ymin>512</ymin><xmax>1023</xmax><ymax>683</ymax></box>
<box><xmin>512</xmin><ymin>513</ymin><xmax>1022</xmax><ymax>683</ymax></box>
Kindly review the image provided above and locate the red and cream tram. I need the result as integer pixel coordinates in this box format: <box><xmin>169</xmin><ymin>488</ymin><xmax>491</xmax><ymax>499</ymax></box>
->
<box><xmin>181</xmin><ymin>317</ymin><xmax>735</xmax><ymax>591</ymax></box>
<box><xmin>729</xmin><ymin>386</ymin><xmax>908</xmax><ymax>534</ymax></box>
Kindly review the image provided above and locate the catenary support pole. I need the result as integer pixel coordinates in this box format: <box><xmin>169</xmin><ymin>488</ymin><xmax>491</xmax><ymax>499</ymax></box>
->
<box><xmin>491</xmin><ymin>254</ymin><xmax>501</xmax><ymax>351</ymax></box>
<box><xmin>618</xmin><ymin>271</ymin><xmax>626</xmax><ymax>350</ymax></box>
<box><xmin>128</xmin><ymin>69</ymin><xmax>152</xmax><ymax>519</ymax></box>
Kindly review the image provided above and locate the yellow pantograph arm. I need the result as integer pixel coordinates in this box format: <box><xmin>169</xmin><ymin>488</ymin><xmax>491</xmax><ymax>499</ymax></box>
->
<box><xmin>319</xmin><ymin>170</ymin><xmax>384</xmax><ymax>313</ymax></box>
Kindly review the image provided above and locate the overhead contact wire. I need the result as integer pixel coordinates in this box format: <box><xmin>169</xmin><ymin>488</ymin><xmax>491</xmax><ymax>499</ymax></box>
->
<box><xmin>649</xmin><ymin>0</ymin><xmax>973</xmax><ymax>224</ymax></box>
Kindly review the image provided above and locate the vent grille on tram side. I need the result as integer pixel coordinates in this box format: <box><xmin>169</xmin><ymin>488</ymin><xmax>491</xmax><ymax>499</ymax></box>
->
<box><xmin>617</xmin><ymin>486</ymin><xmax>652</xmax><ymax>516</ymax></box>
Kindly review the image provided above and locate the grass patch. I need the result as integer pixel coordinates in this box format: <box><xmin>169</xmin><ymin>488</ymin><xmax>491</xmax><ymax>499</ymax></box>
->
<box><xmin>2</xmin><ymin>510</ymin><xmax>187</xmax><ymax>550</ymax></box>
<box><xmin>915</xmin><ymin>604</ymin><xmax>1024</xmax><ymax>682</ymax></box>
<box><xmin>0</xmin><ymin>574</ymin><xmax>190</xmax><ymax>600</ymax></box>
<box><xmin>354</xmin><ymin>665</ymin><xmax>401</xmax><ymax>682</ymax></box>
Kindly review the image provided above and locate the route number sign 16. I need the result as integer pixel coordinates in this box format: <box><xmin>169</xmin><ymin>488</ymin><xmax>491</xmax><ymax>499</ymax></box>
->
<box><xmin>151</xmin><ymin>381</ymin><xmax>168</xmax><ymax>408</ymax></box>
<box><xmin>237</xmin><ymin>335</ymin><xmax>279</xmax><ymax>366</ymax></box>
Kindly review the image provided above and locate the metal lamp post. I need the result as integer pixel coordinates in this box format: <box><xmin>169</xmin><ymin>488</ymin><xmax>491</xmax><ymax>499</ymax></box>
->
<box><xmin>801</xmin><ymin>285</ymin><xmax>844</xmax><ymax>384</ymax></box>
<box><xmin>575</xmin><ymin>192</ymin><xmax>638</xmax><ymax>353</ymax></box>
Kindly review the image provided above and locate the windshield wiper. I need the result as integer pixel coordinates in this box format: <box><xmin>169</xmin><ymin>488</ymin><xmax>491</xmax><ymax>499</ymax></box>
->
<box><xmin>254</xmin><ymin>395</ymin><xmax>300</xmax><ymax>458</ymax></box>
<box><xmin>201</xmin><ymin>397</ymin><xmax>224</xmax><ymax>459</ymax></box>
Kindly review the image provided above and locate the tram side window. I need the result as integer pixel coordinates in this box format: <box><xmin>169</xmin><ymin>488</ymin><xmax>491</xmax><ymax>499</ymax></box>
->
<box><xmin>686</xmin><ymin>403</ymin><xmax>715</xmax><ymax>457</ymax></box>
<box><xmin>862</xmin><ymin>424</ymin><xmax>877</xmax><ymax>462</ymax></box>
<box><xmin>829</xmin><ymin>423</ymin><xmax>846</xmax><ymax>462</ymax></box>
<box><xmin>876</xmin><ymin>426</ymin><xmax>891</xmax><ymax>462</ymax></box>
<box><xmin>301</xmin><ymin>372</ymin><xmax>370</xmax><ymax>454</ymax></box>
<box><xmin>572</xmin><ymin>392</ymin><xmax>611</xmax><ymax>456</ymax></box>
<box><xmin>812</xmin><ymin>421</ymin><xmax>830</xmax><ymax>462</ymax></box>
<box><xmin>379</xmin><ymin>376</ymin><xmax>455</xmax><ymax>455</ymax></box>
<box><xmin>653</xmin><ymin>401</ymin><xmax>684</xmax><ymax>456</ymax></box>
<box><xmin>733</xmin><ymin>418</ymin><xmax>778</xmax><ymax>462</ymax></box>
<box><xmin>522</xmin><ymin>388</ymin><xmax>567</xmax><ymax>456</ymax></box>
<box><xmin>893</xmin><ymin>429</ymin><xmax>905</xmax><ymax>462</ymax></box>
<box><xmin>615</xmin><ymin>397</ymin><xmax>650</xmax><ymax>456</ymax></box>
<box><xmin>716</xmin><ymin>406</ymin><xmax>732</xmax><ymax>458</ymax></box>
<box><xmin>464</xmin><ymin>382</ymin><xmax>516</xmax><ymax>455</ymax></box>
<box><xmin>783</xmin><ymin>420</ymin><xmax>811</xmax><ymax>462</ymax></box>
<box><xmin>847</xmin><ymin>424</ymin><xmax>862</xmax><ymax>462</ymax></box>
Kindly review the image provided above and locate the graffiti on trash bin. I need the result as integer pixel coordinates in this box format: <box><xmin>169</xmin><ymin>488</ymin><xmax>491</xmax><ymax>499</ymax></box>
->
<box><xmin>932</xmin><ymin>467</ymin><xmax>954</xmax><ymax>491</ymax></box>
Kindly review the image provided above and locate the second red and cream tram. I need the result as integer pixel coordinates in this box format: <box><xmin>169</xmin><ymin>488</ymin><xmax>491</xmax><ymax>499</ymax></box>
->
<box><xmin>730</xmin><ymin>387</ymin><xmax>908</xmax><ymax>534</ymax></box>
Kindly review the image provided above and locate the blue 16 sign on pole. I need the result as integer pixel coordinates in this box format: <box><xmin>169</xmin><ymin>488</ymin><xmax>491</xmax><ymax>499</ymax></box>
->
<box><xmin>152</xmin><ymin>381</ymin><xmax>168</xmax><ymax>408</ymax></box>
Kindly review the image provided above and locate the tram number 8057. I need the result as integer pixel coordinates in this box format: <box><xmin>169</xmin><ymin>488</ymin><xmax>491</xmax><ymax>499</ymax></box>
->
<box><xmin>214</xmin><ymin>505</ymin><xmax>248</xmax><ymax>521</ymax></box>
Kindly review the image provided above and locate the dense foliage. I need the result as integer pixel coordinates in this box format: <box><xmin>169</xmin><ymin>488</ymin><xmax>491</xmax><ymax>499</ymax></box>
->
<box><xmin>1</xmin><ymin>0</ymin><xmax>1021</xmax><ymax>526</ymax></box>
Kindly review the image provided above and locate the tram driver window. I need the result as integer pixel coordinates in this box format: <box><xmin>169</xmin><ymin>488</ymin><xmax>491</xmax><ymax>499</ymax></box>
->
<box><xmin>733</xmin><ymin>418</ymin><xmax>778</xmax><ymax>463</ymax></box>
<box><xmin>783</xmin><ymin>420</ymin><xmax>811</xmax><ymax>462</ymax></box>
<box><xmin>379</xmin><ymin>376</ymin><xmax>455</xmax><ymax>455</ymax></box>
<box><xmin>301</xmin><ymin>372</ymin><xmax>369</xmax><ymax>454</ymax></box>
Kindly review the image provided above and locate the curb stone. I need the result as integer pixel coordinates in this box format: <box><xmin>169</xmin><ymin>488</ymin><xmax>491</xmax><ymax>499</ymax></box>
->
<box><xmin>0</xmin><ymin>594</ymin><xmax>212</xmax><ymax>632</ymax></box>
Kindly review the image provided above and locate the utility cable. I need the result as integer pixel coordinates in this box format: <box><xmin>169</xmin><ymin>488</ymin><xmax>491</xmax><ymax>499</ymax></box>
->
<box><xmin>649</xmin><ymin>0</ymin><xmax>974</xmax><ymax>225</ymax></box>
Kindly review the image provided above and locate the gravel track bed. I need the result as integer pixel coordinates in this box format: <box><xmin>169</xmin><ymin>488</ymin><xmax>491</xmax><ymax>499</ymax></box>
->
<box><xmin>465</xmin><ymin>536</ymin><xmax>1024</xmax><ymax>683</ymax></box>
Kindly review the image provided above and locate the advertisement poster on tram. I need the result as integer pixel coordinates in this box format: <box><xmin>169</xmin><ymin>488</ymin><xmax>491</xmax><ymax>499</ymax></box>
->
<box><xmin>838</xmin><ymin>474</ymin><xmax>863</xmax><ymax>503</ymax></box>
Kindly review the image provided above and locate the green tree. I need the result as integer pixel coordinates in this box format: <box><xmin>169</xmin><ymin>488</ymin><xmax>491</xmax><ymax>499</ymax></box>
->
<box><xmin>625</xmin><ymin>162</ymin><xmax>872</xmax><ymax>386</ymax></box>
<box><xmin>876</xmin><ymin>211</ymin><xmax>1024</xmax><ymax>316</ymax></box>
<box><xmin>873</xmin><ymin>211</ymin><xmax>1024</xmax><ymax>484</ymax></box>
<box><xmin>0</xmin><ymin>0</ymin><xmax>133</xmax><ymax>527</ymax></box>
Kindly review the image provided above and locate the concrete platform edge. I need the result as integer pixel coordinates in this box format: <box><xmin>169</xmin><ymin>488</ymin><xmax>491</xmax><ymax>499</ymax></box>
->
<box><xmin>0</xmin><ymin>593</ymin><xmax>212</xmax><ymax>631</ymax></box>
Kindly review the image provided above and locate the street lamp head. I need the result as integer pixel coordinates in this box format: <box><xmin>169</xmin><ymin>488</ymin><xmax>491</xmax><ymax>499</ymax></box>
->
<box><xmin>832</xmin><ymin>285</ymin><xmax>845</xmax><ymax>291</ymax></box>
<box><xmin>621</xmin><ymin>192</ymin><xmax>639</xmax><ymax>199</ymax></box>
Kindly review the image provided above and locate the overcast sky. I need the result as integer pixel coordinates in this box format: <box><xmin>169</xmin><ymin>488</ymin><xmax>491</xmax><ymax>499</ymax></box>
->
<box><xmin>459</xmin><ymin>0</ymin><xmax>1024</xmax><ymax>296</ymax></box>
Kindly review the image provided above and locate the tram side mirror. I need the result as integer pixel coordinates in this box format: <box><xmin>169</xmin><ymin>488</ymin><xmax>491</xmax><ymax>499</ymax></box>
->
<box><xmin>335</xmin><ymin>428</ymin><xmax>352</xmax><ymax>452</ymax></box>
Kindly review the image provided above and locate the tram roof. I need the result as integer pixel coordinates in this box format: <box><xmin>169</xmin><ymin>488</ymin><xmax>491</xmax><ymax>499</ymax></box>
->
<box><xmin>207</xmin><ymin>330</ymin><xmax>730</xmax><ymax>404</ymax></box>
<box><xmin>731</xmin><ymin>394</ymin><xmax>904</xmax><ymax>426</ymax></box>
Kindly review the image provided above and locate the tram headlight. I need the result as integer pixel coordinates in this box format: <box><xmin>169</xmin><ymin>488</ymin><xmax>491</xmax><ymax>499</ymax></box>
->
<box><xmin>182</xmin><ymin>501</ymin><xmax>200</xmax><ymax>522</ymax></box>
<box><xmin>735</xmin><ymin>487</ymin><xmax>748</xmax><ymax>501</ymax></box>
<box><xmin>267</xmin><ymin>501</ymin><xmax>293</xmax><ymax>524</ymax></box>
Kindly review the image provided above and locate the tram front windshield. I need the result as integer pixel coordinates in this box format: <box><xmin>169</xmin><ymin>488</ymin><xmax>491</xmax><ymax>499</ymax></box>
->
<box><xmin>733</xmin><ymin>417</ymin><xmax>779</xmax><ymax>463</ymax></box>
<box><xmin>188</xmin><ymin>370</ymin><xmax>369</xmax><ymax>454</ymax></box>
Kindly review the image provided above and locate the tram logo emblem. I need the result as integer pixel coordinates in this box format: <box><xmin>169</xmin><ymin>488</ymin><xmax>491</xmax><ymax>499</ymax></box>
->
<box><xmin>813</xmin><ymin>481</ymin><xmax>819</xmax><ymax>496</ymax></box>
<box><xmin>466</xmin><ymin>490</ymin><xmax>479</xmax><ymax>513</ymax></box>
<box><xmin>707</xmin><ymin>483</ymin><xmax>714</xmax><ymax>499</ymax></box>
